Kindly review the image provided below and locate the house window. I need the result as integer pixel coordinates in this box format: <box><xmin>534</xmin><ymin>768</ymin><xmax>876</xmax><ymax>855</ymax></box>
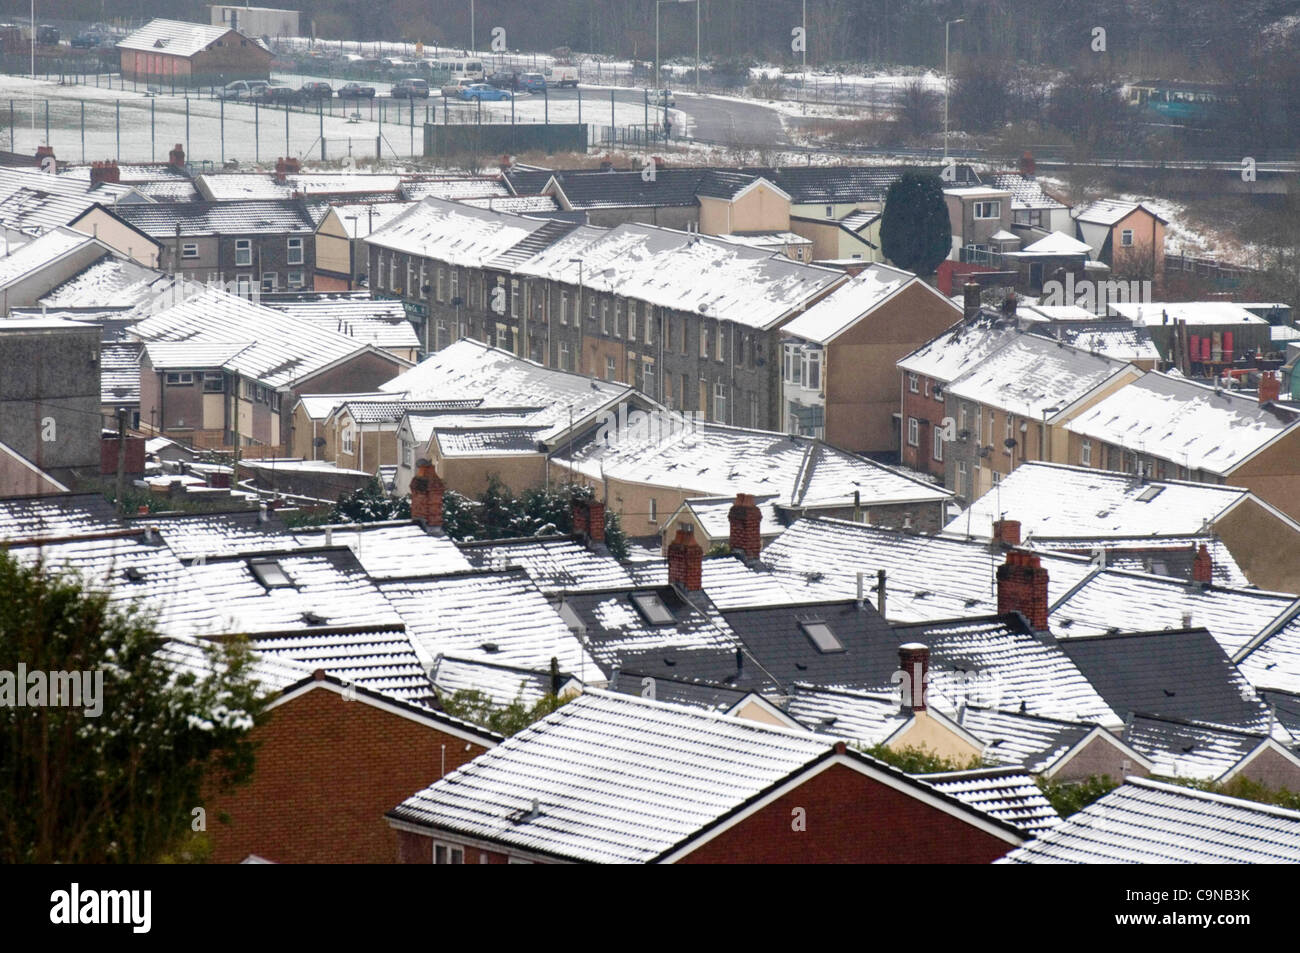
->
<box><xmin>402</xmin><ymin>440</ymin><xmax>413</xmax><ymax>468</ymax></box>
<box><xmin>181</xmin><ymin>242</ymin><xmax>198</xmax><ymax>259</ymax></box>
<box><xmin>1004</xmin><ymin>415</ymin><xmax>1013</xmax><ymax>455</ymax></box>
<box><xmin>933</xmin><ymin>426</ymin><xmax>944</xmax><ymax>462</ymax></box>
<box><xmin>628</xmin><ymin>352</ymin><xmax>638</xmax><ymax>386</ymax></box>
<box><xmin>1081</xmin><ymin>439</ymin><xmax>1092</xmax><ymax>466</ymax></box>
<box><xmin>510</xmin><ymin>279</ymin><xmax>520</xmax><ymax>319</ymax></box>
<box><xmin>748</xmin><ymin>392</ymin><xmax>759</xmax><ymax>428</ymax></box>
<box><xmin>680</xmin><ymin>318</ymin><xmax>688</xmax><ymax>355</ymax></box>
<box><xmin>643</xmin><ymin>358</ymin><xmax>655</xmax><ymax>395</ymax></box>
<box><xmin>957</xmin><ymin>460</ymin><xmax>968</xmax><ymax>497</ymax></box>
<box><xmin>959</xmin><ymin>402</ymin><xmax>968</xmax><ymax>434</ymax></box>
<box><xmin>907</xmin><ymin>417</ymin><xmax>919</xmax><ymax>446</ymax></box>
<box><xmin>419</xmin><ymin>261</ymin><xmax>428</xmax><ymax>298</ymax></box>
<box><xmin>243</xmin><ymin>380</ymin><xmax>257</xmax><ymax>400</ymax></box>
<box><xmin>665</xmin><ymin>314</ymin><xmax>673</xmax><ymax>351</ymax></box>
<box><xmin>287</xmin><ymin>237</ymin><xmax>304</xmax><ymax>265</ymax></box>
<box><xmin>784</xmin><ymin>343</ymin><xmax>802</xmax><ymax>385</ymax></box>
<box><xmin>261</xmin><ymin>272</ymin><xmax>277</xmax><ymax>293</ymax></box>
<box><xmin>973</xmin><ymin>200</ymin><xmax>1001</xmax><ymax>219</ymax></box>
<box><xmin>908</xmin><ymin>372</ymin><xmax>919</xmax><ymax>393</ymax></box>
<box><xmin>407</xmin><ymin>260</ymin><xmax>415</xmax><ymax>296</ymax></box>
<box><xmin>270</xmin><ymin>392</ymin><xmax>282</xmax><ymax>413</ymax></box>
<box><xmin>648</xmin><ymin>497</ymin><xmax>658</xmax><ymax>522</ymax></box>
<box><xmin>601</xmin><ymin>300</ymin><xmax>610</xmax><ymax>334</ymax></box>
<box><xmin>202</xmin><ymin>372</ymin><xmax>224</xmax><ymax>393</ymax></box>
<box><xmin>644</xmin><ymin>310</ymin><xmax>653</xmax><ymax>345</ymax></box>
<box><xmin>433</xmin><ymin>843</ymin><xmax>465</xmax><ymax>865</ymax></box>
<box><xmin>436</xmin><ymin>267</ymin><xmax>446</xmax><ymax>302</ymax></box>
<box><xmin>235</xmin><ymin>239</ymin><xmax>252</xmax><ymax>266</ymax></box>
<box><xmin>165</xmin><ymin>371</ymin><xmax>194</xmax><ymax>386</ymax></box>
<box><xmin>825</xmin><ymin>205</ymin><xmax>833</xmax><ymax>218</ymax></box>
<box><xmin>560</xmin><ymin>291</ymin><xmax>569</xmax><ymax>325</ymax></box>
<box><xmin>287</xmin><ymin>271</ymin><xmax>305</xmax><ymax>290</ymax></box>
<box><xmin>802</xmin><ymin>348</ymin><xmax>821</xmax><ymax>391</ymax></box>
<box><xmin>628</xmin><ymin>308</ymin><xmax>637</xmax><ymax>341</ymax></box>
<box><xmin>713</xmin><ymin>381</ymin><xmax>727</xmax><ymax>422</ymax></box>
<box><xmin>606</xmin><ymin>356</ymin><xmax>616</xmax><ymax>381</ymax></box>
<box><xmin>1121</xmin><ymin>229</ymin><xmax>1134</xmax><ymax>247</ymax></box>
<box><xmin>235</xmin><ymin>275</ymin><xmax>253</xmax><ymax>298</ymax></box>
<box><xmin>715</xmin><ymin>324</ymin><xmax>725</xmax><ymax>362</ymax></box>
<box><xmin>450</xmin><ymin>268</ymin><xmax>459</xmax><ymax>301</ymax></box>
<box><xmin>389</xmin><ymin>256</ymin><xmax>398</xmax><ymax>290</ymax></box>
<box><xmin>559</xmin><ymin>340</ymin><xmax>570</xmax><ymax>370</ymax></box>
<box><xmin>342</xmin><ymin>428</ymin><xmax>354</xmax><ymax>453</ymax></box>
<box><xmin>375</xmin><ymin>252</ymin><xmax>386</xmax><ymax>290</ymax></box>
<box><xmin>700</xmin><ymin>326</ymin><xmax>710</xmax><ymax>359</ymax></box>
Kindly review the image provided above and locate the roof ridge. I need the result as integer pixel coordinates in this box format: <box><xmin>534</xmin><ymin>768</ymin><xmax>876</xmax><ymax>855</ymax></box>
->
<box><xmin>1126</xmin><ymin>776</ymin><xmax>1300</xmax><ymax>819</ymax></box>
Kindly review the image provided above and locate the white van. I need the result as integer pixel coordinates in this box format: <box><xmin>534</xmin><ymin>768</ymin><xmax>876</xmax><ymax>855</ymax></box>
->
<box><xmin>433</xmin><ymin>57</ymin><xmax>486</xmax><ymax>83</ymax></box>
<box><xmin>544</xmin><ymin>66</ymin><xmax>579</xmax><ymax>88</ymax></box>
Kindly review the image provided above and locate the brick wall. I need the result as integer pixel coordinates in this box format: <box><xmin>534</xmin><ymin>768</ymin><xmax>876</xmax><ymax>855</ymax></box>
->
<box><xmin>394</xmin><ymin>829</ymin><xmax>515</xmax><ymax>864</ymax></box>
<box><xmin>676</xmin><ymin>761</ymin><xmax>1016</xmax><ymax>863</ymax></box>
<box><xmin>204</xmin><ymin>684</ymin><xmax>490</xmax><ymax>864</ymax></box>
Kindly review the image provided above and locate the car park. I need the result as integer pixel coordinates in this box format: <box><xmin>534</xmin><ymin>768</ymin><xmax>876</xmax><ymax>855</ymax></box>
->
<box><xmin>391</xmin><ymin>77</ymin><xmax>431</xmax><ymax>98</ymax></box>
<box><xmin>460</xmin><ymin>83</ymin><xmax>513</xmax><ymax>101</ymax></box>
<box><xmin>298</xmin><ymin>81</ymin><xmax>334</xmax><ymax>100</ymax></box>
<box><xmin>218</xmin><ymin>80</ymin><xmax>269</xmax><ymax>101</ymax></box>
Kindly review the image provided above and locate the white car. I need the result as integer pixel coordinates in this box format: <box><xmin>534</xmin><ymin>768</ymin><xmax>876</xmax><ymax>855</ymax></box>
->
<box><xmin>655</xmin><ymin>88</ymin><xmax>676</xmax><ymax>108</ymax></box>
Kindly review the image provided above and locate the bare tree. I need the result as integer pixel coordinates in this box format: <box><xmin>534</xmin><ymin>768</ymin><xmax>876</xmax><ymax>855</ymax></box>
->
<box><xmin>896</xmin><ymin>79</ymin><xmax>940</xmax><ymax>141</ymax></box>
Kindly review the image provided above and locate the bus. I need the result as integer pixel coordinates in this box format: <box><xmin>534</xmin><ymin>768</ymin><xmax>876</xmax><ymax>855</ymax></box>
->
<box><xmin>1126</xmin><ymin>80</ymin><xmax>1230</xmax><ymax>125</ymax></box>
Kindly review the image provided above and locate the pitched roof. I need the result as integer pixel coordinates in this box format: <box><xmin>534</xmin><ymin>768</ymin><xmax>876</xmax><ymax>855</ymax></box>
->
<box><xmin>458</xmin><ymin>535</ymin><xmax>637</xmax><ymax>592</ymax></box>
<box><xmin>1025</xmin><ymin>319</ymin><xmax>1162</xmax><ymax>364</ymax></box>
<box><xmin>1016</xmin><ymin>231</ymin><xmax>1091</xmax><ymax>255</ymax></box>
<box><xmin>113</xmin><ymin>199</ymin><xmax>316</xmax><ymax>237</ymax></box>
<box><xmin>0</xmin><ymin>492</ymin><xmax>121</xmax><ymax>543</ymax></box>
<box><xmin>999</xmin><ymin>777</ymin><xmax>1300</xmax><ymax>863</ymax></box>
<box><xmin>387</xmin><ymin>689</ymin><xmax>1019</xmax><ymax>863</ymax></box>
<box><xmin>365</xmin><ymin>196</ymin><xmax>551</xmax><ymax>265</ymax></box>
<box><xmin>1064</xmin><ymin>370</ymin><xmax>1300</xmax><ymax>475</ymax></box>
<box><xmin>986</xmin><ymin>174</ymin><xmax>1068</xmax><ymax>211</ymax></box>
<box><xmin>429</xmin><ymin>655</ymin><xmax>568</xmax><ymax>710</ymax></box>
<box><xmin>101</xmin><ymin>341</ymin><xmax>142</xmax><ymax>404</ymax></box>
<box><xmin>1110</xmin><ymin>300</ymin><xmax>1269</xmax><ymax>327</ymax></box>
<box><xmin>671</xmin><ymin>495</ymin><xmax>784</xmax><ymax>543</ymax></box>
<box><xmin>921</xmin><ymin>767</ymin><xmax>1061</xmax><ymax>836</ymax></box>
<box><xmin>545</xmin><ymin>168</ymin><xmax>712</xmax><ymax>208</ymax></box>
<box><xmin>896</xmin><ymin>310</ymin><xmax>1023</xmax><ymax>382</ymax></box>
<box><xmin>117</xmin><ymin>18</ymin><xmax>249</xmax><ymax>57</ymax></box>
<box><xmin>0</xmin><ymin>227</ymin><xmax>101</xmax><ymax>290</ymax></box>
<box><xmin>1072</xmin><ymin>198</ymin><xmax>1168</xmax><ymax>226</ymax></box>
<box><xmin>263</xmin><ymin>294</ymin><xmax>421</xmax><ymax>351</ymax></box>
<box><xmin>39</xmin><ymin>255</ymin><xmax>176</xmax><ymax>310</ymax></box>
<box><xmin>945</xmin><ymin>334</ymin><xmax>1137</xmax><ymax>420</ymax></box>
<box><xmin>249</xmin><ymin>624</ymin><xmax>436</xmax><ymax>706</ymax></box>
<box><xmin>1236</xmin><ymin>610</ymin><xmax>1300</xmax><ymax>695</ymax></box>
<box><xmin>1122</xmin><ymin>714</ymin><xmax>1289</xmax><ymax>781</ymax></box>
<box><xmin>781</xmin><ymin>263</ymin><xmax>951</xmax><ymax>345</ymax></box>
<box><xmin>511</xmin><ymin>221</ymin><xmax>844</xmax><ymax>331</ymax></box>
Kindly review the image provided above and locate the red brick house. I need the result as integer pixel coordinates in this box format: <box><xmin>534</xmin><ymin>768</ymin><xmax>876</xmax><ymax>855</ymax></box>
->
<box><xmin>386</xmin><ymin>690</ymin><xmax>1025</xmax><ymax>863</ymax></box>
<box><xmin>204</xmin><ymin>669</ymin><xmax>499</xmax><ymax>864</ymax></box>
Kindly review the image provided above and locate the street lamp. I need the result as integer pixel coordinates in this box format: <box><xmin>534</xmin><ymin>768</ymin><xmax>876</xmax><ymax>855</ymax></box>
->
<box><xmin>469</xmin><ymin>0</ymin><xmax>475</xmax><ymax>54</ymax></box>
<box><xmin>944</xmin><ymin>18</ymin><xmax>964</xmax><ymax>161</ymax></box>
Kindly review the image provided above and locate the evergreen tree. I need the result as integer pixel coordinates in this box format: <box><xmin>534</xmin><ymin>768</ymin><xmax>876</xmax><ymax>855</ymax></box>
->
<box><xmin>880</xmin><ymin>170</ymin><xmax>952</xmax><ymax>276</ymax></box>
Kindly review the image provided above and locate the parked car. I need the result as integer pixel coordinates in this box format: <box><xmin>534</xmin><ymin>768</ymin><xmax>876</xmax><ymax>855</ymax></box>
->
<box><xmin>257</xmin><ymin>83</ymin><xmax>298</xmax><ymax>104</ymax></box>
<box><xmin>298</xmin><ymin>81</ymin><xmax>334</xmax><ymax>100</ymax></box>
<box><xmin>460</xmin><ymin>83</ymin><xmax>512</xmax><ymax>102</ymax></box>
<box><xmin>391</xmin><ymin>77</ymin><xmax>430</xmax><ymax>98</ymax></box>
<box><xmin>71</xmin><ymin>31</ymin><xmax>102</xmax><ymax>49</ymax></box>
<box><xmin>219</xmin><ymin>80</ymin><xmax>267</xmax><ymax>101</ymax></box>
<box><xmin>440</xmin><ymin>79</ymin><xmax>472</xmax><ymax>98</ymax></box>
<box><xmin>337</xmin><ymin>82</ymin><xmax>376</xmax><ymax>98</ymax></box>
<box><xmin>520</xmin><ymin>72</ymin><xmax>547</xmax><ymax>93</ymax></box>
<box><xmin>486</xmin><ymin>70</ymin><xmax>521</xmax><ymax>91</ymax></box>
<box><xmin>656</xmin><ymin>88</ymin><xmax>676</xmax><ymax>107</ymax></box>
<box><xmin>36</xmin><ymin>24</ymin><xmax>59</xmax><ymax>45</ymax></box>
<box><xmin>545</xmin><ymin>66</ymin><xmax>579</xmax><ymax>88</ymax></box>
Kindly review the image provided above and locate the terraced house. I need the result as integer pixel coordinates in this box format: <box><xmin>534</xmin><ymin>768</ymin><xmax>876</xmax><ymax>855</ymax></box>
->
<box><xmin>366</xmin><ymin>197</ymin><xmax>845</xmax><ymax>431</ymax></box>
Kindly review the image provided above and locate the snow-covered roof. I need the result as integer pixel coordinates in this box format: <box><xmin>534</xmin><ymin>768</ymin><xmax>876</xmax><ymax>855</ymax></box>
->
<box><xmin>1071</xmin><ymin>198</ymin><xmax>1167</xmax><ymax>226</ymax></box>
<box><xmin>986</xmin><ymin>174</ymin><xmax>1068</xmax><ymax>211</ymax></box>
<box><xmin>290</xmin><ymin>522</ymin><xmax>472</xmax><ymax>578</ymax></box>
<box><xmin>1029</xmin><ymin>535</ymin><xmax>1249</xmax><ymax>588</ymax></box>
<box><xmin>365</xmin><ymin>196</ymin><xmax>548</xmax><ymax>266</ymax></box>
<box><xmin>264</xmin><ymin>294</ymin><xmax>420</xmax><ymax>351</ymax></box>
<box><xmin>945</xmin><ymin>334</ymin><xmax>1138</xmax><ymax>420</ymax></box>
<box><xmin>101</xmin><ymin>341</ymin><xmax>142</xmax><ymax>404</ymax></box>
<box><xmin>458</xmin><ymin>536</ymin><xmax>637</xmax><ymax>592</ymax></box>
<box><xmin>999</xmin><ymin>777</ymin><xmax>1300</xmax><ymax>863</ymax></box>
<box><xmin>920</xmin><ymin>768</ymin><xmax>1062</xmax><ymax>837</ymax></box>
<box><xmin>1110</xmin><ymin>301</ymin><xmax>1269</xmax><ymax>327</ymax></box>
<box><xmin>195</xmin><ymin>173</ymin><xmax>403</xmax><ymax>202</ymax></box>
<box><xmin>327</xmin><ymin>200</ymin><xmax>418</xmax><ymax>239</ymax></box>
<box><xmin>117</xmin><ymin>18</ymin><xmax>248</xmax><ymax>57</ymax></box>
<box><xmin>759</xmin><ymin>518</ymin><xmax>1097</xmax><ymax>625</ymax></box>
<box><xmin>1064</xmin><ymin>370</ymin><xmax>1300</xmax><ymax>476</ymax></box>
<box><xmin>781</xmin><ymin>263</ymin><xmax>947</xmax><ymax>345</ymax></box>
<box><xmin>114</xmin><ymin>200</ymin><xmax>317</xmax><ymax>238</ymax></box>
<box><xmin>39</xmin><ymin>256</ymin><xmax>176</xmax><ymax>310</ymax></box>
<box><xmin>511</xmin><ymin>221</ymin><xmax>844</xmax><ymax>331</ymax></box>
<box><xmin>944</xmin><ymin>461</ymin><xmax>1257</xmax><ymax>540</ymax></box>
<box><xmin>0</xmin><ymin>493</ymin><xmax>120</xmax><ymax>543</ymax></box>
<box><xmin>1122</xmin><ymin>715</ymin><xmax>1287</xmax><ymax>781</ymax></box>
<box><xmin>382</xmin><ymin>338</ymin><xmax>634</xmax><ymax>442</ymax></box>
<box><xmin>1049</xmin><ymin>568</ymin><xmax>1299</xmax><ymax>658</ymax></box>
<box><xmin>896</xmin><ymin>310</ymin><xmax>1022</xmax><ymax>383</ymax></box>
<box><xmin>714</xmin><ymin>231</ymin><xmax>812</xmax><ymax>251</ymax></box>
<box><xmin>429</xmin><ymin>655</ymin><xmax>571</xmax><ymax>710</ymax></box>
<box><xmin>132</xmin><ymin>287</ymin><xmax>389</xmax><ymax>389</ymax></box>
<box><xmin>1236</xmin><ymin>610</ymin><xmax>1300</xmax><ymax>695</ymax></box>
<box><xmin>672</xmin><ymin>495</ymin><xmax>784</xmax><ymax>542</ymax></box>
<box><xmin>556</xmin><ymin>423</ymin><xmax>951</xmax><ymax>510</ymax></box>
<box><xmin>1015</xmin><ymin>231</ymin><xmax>1092</xmax><ymax>255</ymax></box>
<box><xmin>1027</xmin><ymin>320</ymin><xmax>1162</xmax><ymax>364</ymax></box>
<box><xmin>0</xmin><ymin>227</ymin><xmax>100</xmax><ymax>290</ymax></box>
<box><xmin>249</xmin><ymin>625</ymin><xmax>436</xmax><ymax>706</ymax></box>
<box><xmin>294</xmin><ymin>391</ymin><xmax>387</xmax><ymax>421</ymax></box>
<box><xmin>376</xmin><ymin>568</ymin><xmax>598</xmax><ymax>674</ymax></box>
<box><xmin>403</xmin><ymin>177</ymin><xmax>510</xmax><ymax>201</ymax></box>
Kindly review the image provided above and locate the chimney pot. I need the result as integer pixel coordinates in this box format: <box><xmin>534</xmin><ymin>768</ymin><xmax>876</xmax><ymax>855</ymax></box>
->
<box><xmin>727</xmin><ymin>492</ymin><xmax>762</xmax><ymax>562</ymax></box>
<box><xmin>1192</xmin><ymin>542</ymin><xmax>1213</xmax><ymax>586</ymax></box>
<box><xmin>1258</xmin><ymin>371</ymin><xmax>1280</xmax><ymax>405</ymax></box>
<box><xmin>963</xmin><ymin>281</ymin><xmax>981</xmax><ymax>319</ymax></box>
<box><xmin>1019</xmin><ymin>151</ymin><xmax>1036</xmax><ymax>176</ymax></box>
<box><xmin>996</xmin><ymin>549</ymin><xmax>1049</xmax><ymax>631</ymax></box>
<box><xmin>667</xmin><ymin>524</ymin><xmax>704</xmax><ymax>591</ymax></box>
<box><xmin>897</xmin><ymin>642</ymin><xmax>930</xmax><ymax>712</ymax></box>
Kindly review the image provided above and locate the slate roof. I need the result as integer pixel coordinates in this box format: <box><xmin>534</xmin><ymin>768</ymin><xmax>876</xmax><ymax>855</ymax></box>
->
<box><xmin>546</xmin><ymin>169</ymin><xmax>711</xmax><ymax>208</ymax></box>
<box><xmin>1121</xmin><ymin>714</ymin><xmax>1286</xmax><ymax>781</ymax></box>
<box><xmin>1025</xmin><ymin>319</ymin><xmax>1161</xmax><ymax>363</ymax></box>
<box><xmin>556</xmin><ymin>423</ymin><xmax>950</xmax><ymax>511</ymax></box>
<box><xmin>986</xmin><ymin>174</ymin><xmax>1067</xmax><ymax>210</ymax></box>
<box><xmin>376</xmin><ymin>568</ymin><xmax>599</xmax><ymax>674</ymax></box>
<box><xmin>458</xmin><ymin>535</ymin><xmax>637</xmax><ymax>592</ymax></box>
<box><xmin>781</xmin><ymin>263</ymin><xmax>946</xmax><ymax>345</ymax></box>
<box><xmin>998</xmin><ymin>777</ymin><xmax>1300</xmax><ymax>863</ymax></box>
<box><xmin>387</xmin><ymin>689</ymin><xmax>1018</xmax><ymax>863</ymax></box>
<box><xmin>114</xmin><ymin>200</ymin><xmax>316</xmax><ymax>237</ymax></box>
<box><xmin>1057</xmin><ymin>628</ymin><xmax>1275</xmax><ymax>733</ymax></box>
<box><xmin>605</xmin><ymin>670</ymin><xmax>752</xmax><ymax>712</ymax></box>
<box><xmin>896</xmin><ymin>310</ymin><xmax>1023</xmax><ymax>382</ymax></box>
<box><xmin>1236</xmin><ymin>610</ymin><xmax>1300</xmax><ymax>696</ymax></box>
<box><xmin>0</xmin><ymin>492</ymin><xmax>122</xmax><ymax>543</ymax></box>
<box><xmin>921</xmin><ymin>767</ymin><xmax>1061</xmax><ymax>837</ymax></box>
<box><xmin>511</xmin><ymin>221</ymin><xmax>844</xmax><ymax>331</ymax></box>
<box><xmin>365</xmin><ymin>197</ymin><xmax>550</xmax><ymax>265</ymax></box>
<box><xmin>744</xmin><ymin>163</ymin><xmax>981</xmax><ymax>204</ymax></box>
<box><xmin>784</xmin><ymin>683</ymin><xmax>910</xmax><ymax>743</ymax></box>
<box><xmin>1028</xmin><ymin>536</ymin><xmax>1248</xmax><ymax>588</ymax></box>
<box><xmin>671</xmin><ymin>495</ymin><xmax>784</xmax><ymax>543</ymax></box>
<box><xmin>955</xmin><ymin>706</ymin><xmax>1102</xmax><ymax>772</ymax></box>
<box><xmin>402</xmin><ymin>177</ymin><xmax>510</xmax><ymax>201</ymax></box>
<box><xmin>101</xmin><ymin>341</ymin><xmax>142</xmax><ymax>404</ymax></box>
<box><xmin>944</xmin><ymin>461</ymin><xmax>1258</xmax><ymax>541</ymax></box>
<box><xmin>263</xmin><ymin>294</ymin><xmax>420</xmax><ymax>351</ymax></box>
<box><xmin>248</xmin><ymin>624</ymin><xmax>436</xmax><ymax>706</ymax></box>
<box><xmin>0</xmin><ymin>227</ymin><xmax>100</xmax><ymax>289</ymax></box>
<box><xmin>196</xmin><ymin>173</ymin><xmax>403</xmax><ymax>202</ymax></box>
<box><xmin>39</xmin><ymin>256</ymin><xmax>177</xmax><ymax>310</ymax></box>
<box><xmin>1048</xmin><ymin>568</ymin><xmax>1299</xmax><ymax>658</ymax></box>
<box><xmin>429</xmin><ymin>655</ymin><xmax>565</xmax><ymax>710</ymax></box>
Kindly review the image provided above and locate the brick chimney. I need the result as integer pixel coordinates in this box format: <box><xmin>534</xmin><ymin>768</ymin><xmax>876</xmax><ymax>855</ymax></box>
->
<box><xmin>34</xmin><ymin>144</ymin><xmax>54</xmax><ymax>164</ymax></box>
<box><xmin>997</xmin><ymin>550</ymin><xmax>1049</xmax><ymax>631</ymax></box>
<box><xmin>499</xmin><ymin>154</ymin><xmax>513</xmax><ymax>173</ymax></box>
<box><xmin>284</xmin><ymin>156</ymin><xmax>302</xmax><ymax>176</ymax></box>
<box><xmin>409</xmin><ymin>459</ymin><xmax>445</xmax><ymax>528</ymax></box>
<box><xmin>667</xmin><ymin>524</ymin><xmax>703</xmax><ymax>591</ymax></box>
<box><xmin>1258</xmin><ymin>371</ymin><xmax>1280</xmax><ymax>405</ymax></box>
<box><xmin>572</xmin><ymin>497</ymin><xmax>606</xmax><ymax>544</ymax></box>
<box><xmin>728</xmin><ymin>493</ymin><xmax>762</xmax><ymax>562</ymax></box>
<box><xmin>598</xmin><ymin>155</ymin><xmax>614</xmax><ymax>172</ymax></box>
<box><xmin>1192</xmin><ymin>542</ymin><xmax>1212</xmax><ymax>586</ymax></box>
<box><xmin>168</xmin><ymin>143</ymin><xmax>185</xmax><ymax>169</ymax></box>
<box><xmin>89</xmin><ymin>160</ymin><xmax>120</xmax><ymax>185</ymax></box>
<box><xmin>992</xmin><ymin>518</ymin><xmax>1021</xmax><ymax>547</ymax></box>
<box><xmin>1000</xmin><ymin>293</ymin><xmax>1018</xmax><ymax>316</ymax></box>
<box><xmin>963</xmin><ymin>281</ymin><xmax>981</xmax><ymax>319</ymax></box>
<box><xmin>897</xmin><ymin>643</ymin><xmax>929</xmax><ymax>712</ymax></box>
<box><xmin>1019</xmin><ymin>151</ymin><xmax>1036</xmax><ymax>176</ymax></box>
<box><xmin>274</xmin><ymin>157</ymin><xmax>287</xmax><ymax>185</ymax></box>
